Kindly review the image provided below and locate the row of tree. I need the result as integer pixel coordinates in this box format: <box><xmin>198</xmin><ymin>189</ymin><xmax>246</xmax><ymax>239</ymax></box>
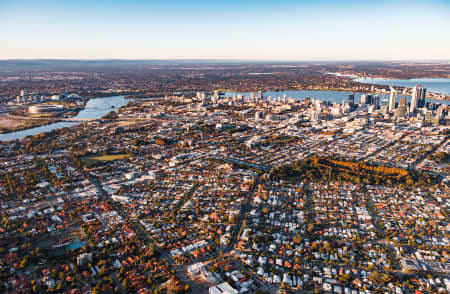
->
<box><xmin>270</xmin><ymin>155</ymin><xmax>440</xmax><ymax>187</ymax></box>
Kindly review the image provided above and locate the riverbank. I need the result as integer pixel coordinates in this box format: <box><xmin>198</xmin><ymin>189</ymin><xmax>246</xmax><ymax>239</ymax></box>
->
<box><xmin>0</xmin><ymin>96</ymin><xmax>131</xmax><ymax>142</ymax></box>
<box><xmin>0</xmin><ymin>111</ymin><xmax>84</xmax><ymax>135</ymax></box>
<box><xmin>0</xmin><ymin>99</ymin><xmax>90</xmax><ymax>134</ymax></box>
<box><xmin>0</xmin><ymin>116</ymin><xmax>61</xmax><ymax>134</ymax></box>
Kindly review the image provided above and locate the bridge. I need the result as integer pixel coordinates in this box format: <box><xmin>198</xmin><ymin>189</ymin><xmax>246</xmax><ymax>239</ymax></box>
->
<box><xmin>58</xmin><ymin>118</ymin><xmax>95</xmax><ymax>122</ymax></box>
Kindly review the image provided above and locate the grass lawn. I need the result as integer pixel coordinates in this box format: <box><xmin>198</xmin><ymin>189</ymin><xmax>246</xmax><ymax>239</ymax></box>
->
<box><xmin>81</xmin><ymin>153</ymin><xmax>132</xmax><ymax>166</ymax></box>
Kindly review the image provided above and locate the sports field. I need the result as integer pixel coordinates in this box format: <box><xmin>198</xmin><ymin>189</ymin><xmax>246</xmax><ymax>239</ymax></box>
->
<box><xmin>81</xmin><ymin>153</ymin><xmax>131</xmax><ymax>166</ymax></box>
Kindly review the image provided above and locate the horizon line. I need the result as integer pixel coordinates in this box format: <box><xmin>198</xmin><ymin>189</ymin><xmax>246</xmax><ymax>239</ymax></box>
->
<box><xmin>1</xmin><ymin>58</ymin><xmax>450</xmax><ymax>63</ymax></box>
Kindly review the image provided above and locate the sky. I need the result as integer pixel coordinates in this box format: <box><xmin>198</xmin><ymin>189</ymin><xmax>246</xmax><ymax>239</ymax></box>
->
<box><xmin>1</xmin><ymin>0</ymin><xmax>450</xmax><ymax>60</ymax></box>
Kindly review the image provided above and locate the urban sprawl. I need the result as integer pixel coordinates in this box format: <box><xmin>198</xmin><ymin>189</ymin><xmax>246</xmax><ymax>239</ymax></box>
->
<box><xmin>0</xmin><ymin>64</ymin><xmax>449</xmax><ymax>294</ymax></box>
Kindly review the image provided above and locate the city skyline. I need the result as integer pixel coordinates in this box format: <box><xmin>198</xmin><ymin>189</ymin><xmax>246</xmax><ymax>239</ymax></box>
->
<box><xmin>2</xmin><ymin>0</ymin><xmax>450</xmax><ymax>60</ymax></box>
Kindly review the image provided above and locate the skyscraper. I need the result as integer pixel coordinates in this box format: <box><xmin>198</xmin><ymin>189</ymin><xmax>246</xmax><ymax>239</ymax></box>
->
<box><xmin>389</xmin><ymin>88</ymin><xmax>396</xmax><ymax>113</ymax></box>
<box><xmin>361</xmin><ymin>94</ymin><xmax>373</xmax><ymax>106</ymax></box>
<box><xmin>395</xmin><ymin>97</ymin><xmax>407</xmax><ymax>118</ymax></box>
<box><xmin>417</xmin><ymin>87</ymin><xmax>427</xmax><ymax>108</ymax></box>
<box><xmin>411</xmin><ymin>87</ymin><xmax>418</xmax><ymax>112</ymax></box>
<box><xmin>361</xmin><ymin>94</ymin><xmax>368</xmax><ymax>106</ymax></box>
<box><xmin>410</xmin><ymin>85</ymin><xmax>426</xmax><ymax>112</ymax></box>
<box><xmin>380</xmin><ymin>99</ymin><xmax>389</xmax><ymax>114</ymax></box>
<box><xmin>348</xmin><ymin>93</ymin><xmax>355</xmax><ymax>109</ymax></box>
<box><xmin>372</xmin><ymin>95</ymin><xmax>380</xmax><ymax>108</ymax></box>
<box><xmin>257</xmin><ymin>90</ymin><xmax>263</xmax><ymax>100</ymax></box>
<box><xmin>213</xmin><ymin>90</ymin><xmax>220</xmax><ymax>100</ymax></box>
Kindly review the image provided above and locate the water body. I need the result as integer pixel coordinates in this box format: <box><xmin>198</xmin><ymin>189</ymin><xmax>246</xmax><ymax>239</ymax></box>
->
<box><xmin>2</xmin><ymin>88</ymin><xmax>449</xmax><ymax>142</ymax></box>
<box><xmin>353</xmin><ymin>77</ymin><xmax>450</xmax><ymax>96</ymax></box>
<box><xmin>0</xmin><ymin>96</ymin><xmax>131</xmax><ymax>142</ymax></box>
<box><xmin>225</xmin><ymin>90</ymin><xmax>450</xmax><ymax>106</ymax></box>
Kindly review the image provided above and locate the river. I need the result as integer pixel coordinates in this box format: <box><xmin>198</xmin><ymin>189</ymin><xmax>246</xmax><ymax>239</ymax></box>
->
<box><xmin>2</xmin><ymin>86</ymin><xmax>449</xmax><ymax>142</ymax></box>
<box><xmin>0</xmin><ymin>96</ymin><xmax>131</xmax><ymax>142</ymax></box>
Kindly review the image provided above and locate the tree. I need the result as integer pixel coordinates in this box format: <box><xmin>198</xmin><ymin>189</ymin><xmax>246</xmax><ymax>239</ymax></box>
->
<box><xmin>56</xmin><ymin>282</ymin><xmax>63</xmax><ymax>292</ymax></box>
<box><xmin>19</xmin><ymin>256</ymin><xmax>29</xmax><ymax>269</ymax></box>
<box><xmin>148</xmin><ymin>243</ymin><xmax>156</xmax><ymax>257</ymax></box>
<box><xmin>293</xmin><ymin>233</ymin><xmax>302</xmax><ymax>244</ymax></box>
<box><xmin>184</xmin><ymin>284</ymin><xmax>190</xmax><ymax>293</ymax></box>
<box><xmin>167</xmin><ymin>279</ymin><xmax>178</xmax><ymax>294</ymax></box>
<box><xmin>368</xmin><ymin>270</ymin><xmax>381</xmax><ymax>285</ymax></box>
<box><xmin>99</xmin><ymin>265</ymin><xmax>109</xmax><ymax>276</ymax></box>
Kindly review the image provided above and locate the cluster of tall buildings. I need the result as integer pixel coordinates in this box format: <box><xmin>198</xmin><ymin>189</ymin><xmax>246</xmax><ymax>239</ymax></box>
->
<box><xmin>16</xmin><ymin>90</ymin><xmax>47</xmax><ymax>104</ymax></box>
<box><xmin>392</xmin><ymin>85</ymin><xmax>427</xmax><ymax>118</ymax></box>
<box><xmin>198</xmin><ymin>90</ymin><xmax>266</xmax><ymax>105</ymax></box>
<box><xmin>347</xmin><ymin>85</ymin><xmax>448</xmax><ymax>124</ymax></box>
<box><xmin>15</xmin><ymin>90</ymin><xmax>81</xmax><ymax>105</ymax></box>
<box><xmin>347</xmin><ymin>85</ymin><xmax>429</xmax><ymax>118</ymax></box>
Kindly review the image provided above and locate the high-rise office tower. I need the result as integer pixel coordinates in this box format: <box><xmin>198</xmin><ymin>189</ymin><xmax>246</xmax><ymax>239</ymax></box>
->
<box><xmin>389</xmin><ymin>88</ymin><xmax>396</xmax><ymax>112</ymax></box>
<box><xmin>437</xmin><ymin>106</ymin><xmax>444</xmax><ymax>119</ymax></box>
<box><xmin>380</xmin><ymin>99</ymin><xmax>389</xmax><ymax>114</ymax></box>
<box><xmin>311</xmin><ymin>108</ymin><xmax>321</xmax><ymax>122</ymax></box>
<box><xmin>213</xmin><ymin>90</ymin><xmax>219</xmax><ymax>100</ymax></box>
<box><xmin>361</xmin><ymin>94</ymin><xmax>368</xmax><ymax>106</ymax></box>
<box><xmin>361</xmin><ymin>94</ymin><xmax>373</xmax><ymax>106</ymax></box>
<box><xmin>411</xmin><ymin>85</ymin><xmax>426</xmax><ymax>112</ymax></box>
<box><xmin>410</xmin><ymin>86</ymin><xmax>418</xmax><ymax>112</ymax></box>
<box><xmin>348</xmin><ymin>93</ymin><xmax>355</xmax><ymax>109</ymax></box>
<box><xmin>394</xmin><ymin>97</ymin><xmax>407</xmax><ymax>118</ymax></box>
<box><xmin>372</xmin><ymin>95</ymin><xmax>380</xmax><ymax>108</ymax></box>
<box><xmin>417</xmin><ymin>87</ymin><xmax>427</xmax><ymax>108</ymax></box>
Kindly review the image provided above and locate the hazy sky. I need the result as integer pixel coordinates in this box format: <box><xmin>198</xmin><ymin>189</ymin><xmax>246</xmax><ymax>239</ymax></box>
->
<box><xmin>1</xmin><ymin>0</ymin><xmax>450</xmax><ymax>60</ymax></box>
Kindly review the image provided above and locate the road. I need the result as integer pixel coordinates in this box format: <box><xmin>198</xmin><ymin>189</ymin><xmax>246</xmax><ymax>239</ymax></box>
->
<box><xmin>224</xmin><ymin>174</ymin><xmax>260</xmax><ymax>253</ymax></box>
<box><xmin>210</xmin><ymin>156</ymin><xmax>271</xmax><ymax>173</ymax></box>
<box><xmin>411</xmin><ymin>136</ymin><xmax>448</xmax><ymax>170</ymax></box>
<box><xmin>233</xmin><ymin>258</ymin><xmax>278</xmax><ymax>293</ymax></box>
<box><xmin>173</xmin><ymin>174</ymin><xmax>261</xmax><ymax>265</ymax></box>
